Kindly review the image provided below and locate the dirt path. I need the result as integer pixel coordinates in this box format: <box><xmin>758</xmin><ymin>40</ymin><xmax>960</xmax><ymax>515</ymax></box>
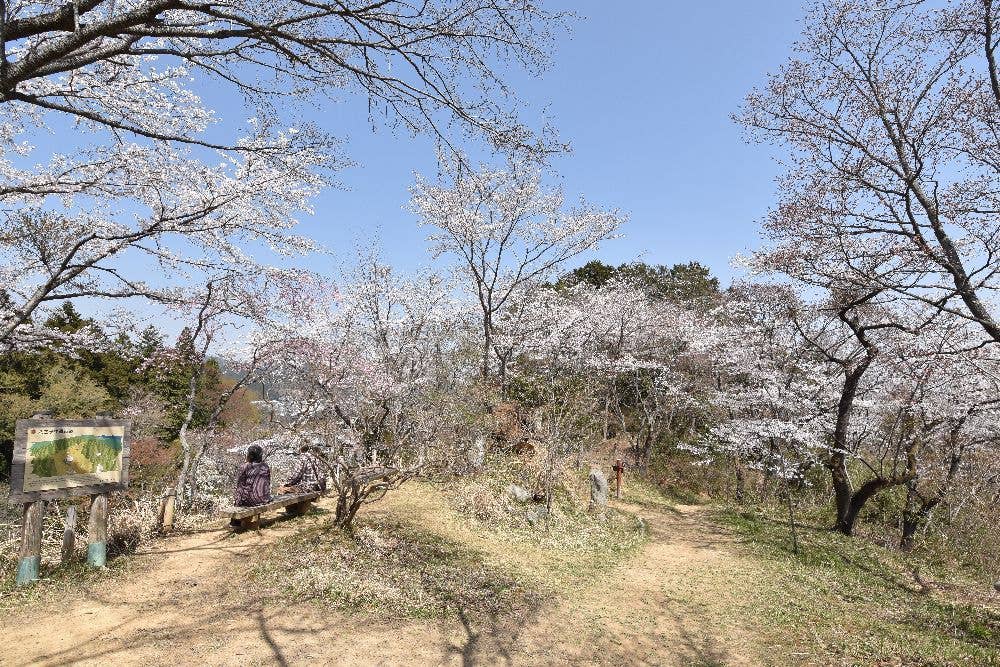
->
<box><xmin>0</xmin><ymin>495</ymin><xmax>778</xmax><ymax>666</ymax></box>
<box><xmin>484</xmin><ymin>502</ymin><xmax>774</xmax><ymax>666</ymax></box>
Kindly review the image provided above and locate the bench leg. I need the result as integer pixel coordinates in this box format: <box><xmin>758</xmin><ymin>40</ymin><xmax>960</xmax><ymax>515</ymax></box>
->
<box><xmin>232</xmin><ymin>499</ymin><xmax>314</xmax><ymax>529</ymax></box>
<box><xmin>236</xmin><ymin>516</ymin><xmax>258</xmax><ymax>530</ymax></box>
<box><xmin>285</xmin><ymin>500</ymin><xmax>312</xmax><ymax>516</ymax></box>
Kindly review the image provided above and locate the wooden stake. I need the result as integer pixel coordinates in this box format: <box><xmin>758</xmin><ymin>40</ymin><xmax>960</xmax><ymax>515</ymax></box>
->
<box><xmin>613</xmin><ymin>459</ymin><xmax>625</xmax><ymax>500</ymax></box>
<box><xmin>785</xmin><ymin>488</ymin><xmax>799</xmax><ymax>556</ymax></box>
<box><xmin>61</xmin><ymin>505</ymin><xmax>77</xmax><ymax>564</ymax></box>
<box><xmin>16</xmin><ymin>501</ymin><xmax>44</xmax><ymax>586</ymax></box>
<box><xmin>159</xmin><ymin>487</ymin><xmax>176</xmax><ymax>533</ymax></box>
<box><xmin>86</xmin><ymin>494</ymin><xmax>108</xmax><ymax>568</ymax></box>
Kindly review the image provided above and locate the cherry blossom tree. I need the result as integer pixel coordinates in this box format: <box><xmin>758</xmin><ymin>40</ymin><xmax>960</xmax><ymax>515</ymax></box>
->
<box><xmin>511</xmin><ymin>277</ymin><xmax>714</xmax><ymax>475</ymax></box>
<box><xmin>0</xmin><ymin>0</ymin><xmax>566</xmax><ymax>154</ymax></box>
<box><xmin>894</xmin><ymin>342</ymin><xmax>1000</xmax><ymax>550</ymax></box>
<box><xmin>734</xmin><ymin>1</ymin><xmax>1000</xmax><ymax>536</ymax></box>
<box><xmin>0</xmin><ymin>0</ymin><xmax>570</xmax><ymax>348</ymax></box>
<box><xmin>697</xmin><ymin>280</ymin><xmax>1000</xmax><ymax>539</ymax></box>
<box><xmin>0</xmin><ymin>131</ymin><xmax>332</xmax><ymax>349</ymax></box>
<box><xmin>151</xmin><ymin>269</ymin><xmax>292</xmax><ymax>523</ymax></box>
<box><xmin>685</xmin><ymin>285</ymin><xmax>831</xmax><ymax>491</ymax></box>
<box><xmin>250</xmin><ymin>257</ymin><xmax>463</xmax><ymax>528</ymax></box>
<box><xmin>411</xmin><ymin>154</ymin><xmax>626</xmax><ymax>383</ymax></box>
<box><xmin>738</xmin><ymin>0</ymin><xmax>1000</xmax><ymax>344</ymax></box>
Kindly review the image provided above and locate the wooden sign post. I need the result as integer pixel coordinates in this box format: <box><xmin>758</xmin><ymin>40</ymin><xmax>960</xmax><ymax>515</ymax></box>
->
<box><xmin>61</xmin><ymin>505</ymin><xmax>77</xmax><ymax>565</ymax></box>
<box><xmin>8</xmin><ymin>415</ymin><xmax>130</xmax><ymax>586</ymax></box>
<box><xmin>15</xmin><ymin>412</ymin><xmax>51</xmax><ymax>587</ymax></box>
<box><xmin>613</xmin><ymin>459</ymin><xmax>625</xmax><ymax>500</ymax></box>
<box><xmin>15</xmin><ymin>500</ymin><xmax>44</xmax><ymax>586</ymax></box>
<box><xmin>86</xmin><ymin>494</ymin><xmax>109</xmax><ymax>567</ymax></box>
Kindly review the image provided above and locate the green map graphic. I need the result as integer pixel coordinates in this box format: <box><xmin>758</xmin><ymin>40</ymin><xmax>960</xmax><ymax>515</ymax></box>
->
<box><xmin>29</xmin><ymin>434</ymin><xmax>123</xmax><ymax>477</ymax></box>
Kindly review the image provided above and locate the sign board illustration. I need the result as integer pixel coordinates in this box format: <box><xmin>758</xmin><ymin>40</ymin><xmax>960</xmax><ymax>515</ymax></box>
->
<box><xmin>9</xmin><ymin>418</ymin><xmax>131</xmax><ymax>504</ymax></box>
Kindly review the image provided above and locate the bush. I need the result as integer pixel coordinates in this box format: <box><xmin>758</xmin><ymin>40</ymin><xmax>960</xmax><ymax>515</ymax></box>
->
<box><xmin>447</xmin><ymin>455</ymin><xmax>646</xmax><ymax>558</ymax></box>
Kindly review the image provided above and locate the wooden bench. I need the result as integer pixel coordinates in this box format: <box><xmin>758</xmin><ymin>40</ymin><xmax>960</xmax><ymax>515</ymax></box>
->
<box><xmin>225</xmin><ymin>492</ymin><xmax>321</xmax><ymax>530</ymax></box>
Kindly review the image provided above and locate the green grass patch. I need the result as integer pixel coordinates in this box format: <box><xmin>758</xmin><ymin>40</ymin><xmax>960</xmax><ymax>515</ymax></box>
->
<box><xmin>716</xmin><ymin>505</ymin><xmax>1000</xmax><ymax>665</ymax></box>
<box><xmin>618</xmin><ymin>476</ymin><xmax>681</xmax><ymax>510</ymax></box>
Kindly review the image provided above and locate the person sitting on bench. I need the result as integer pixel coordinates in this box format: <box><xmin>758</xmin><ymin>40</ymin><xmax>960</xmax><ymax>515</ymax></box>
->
<box><xmin>234</xmin><ymin>444</ymin><xmax>272</xmax><ymax>508</ymax></box>
<box><xmin>277</xmin><ymin>444</ymin><xmax>327</xmax><ymax>494</ymax></box>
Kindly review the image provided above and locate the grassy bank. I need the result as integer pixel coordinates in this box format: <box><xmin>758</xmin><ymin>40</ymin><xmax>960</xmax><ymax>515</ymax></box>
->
<box><xmin>249</xmin><ymin>479</ymin><xmax>648</xmax><ymax>621</ymax></box>
<box><xmin>718</xmin><ymin>505</ymin><xmax>1000</xmax><ymax>665</ymax></box>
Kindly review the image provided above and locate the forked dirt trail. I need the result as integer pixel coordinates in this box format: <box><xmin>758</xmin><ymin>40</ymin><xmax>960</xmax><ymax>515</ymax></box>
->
<box><xmin>515</xmin><ymin>503</ymin><xmax>771</xmax><ymax>665</ymax></box>
<box><xmin>0</xmin><ymin>494</ymin><xmax>778</xmax><ymax>666</ymax></box>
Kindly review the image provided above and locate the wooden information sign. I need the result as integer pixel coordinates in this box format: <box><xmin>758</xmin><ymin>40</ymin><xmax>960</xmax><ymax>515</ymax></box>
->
<box><xmin>9</xmin><ymin>418</ymin><xmax>131</xmax><ymax>504</ymax></box>
<box><xmin>9</xmin><ymin>417</ymin><xmax>131</xmax><ymax>585</ymax></box>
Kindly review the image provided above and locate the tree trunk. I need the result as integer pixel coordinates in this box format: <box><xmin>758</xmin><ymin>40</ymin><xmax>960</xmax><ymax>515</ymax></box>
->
<box><xmin>900</xmin><ymin>494</ymin><xmax>939</xmax><ymax>551</ymax></box>
<box><xmin>334</xmin><ymin>486</ymin><xmax>363</xmax><ymax>530</ymax></box>
<box><xmin>173</xmin><ymin>371</ymin><xmax>198</xmax><ymax>511</ymax></box>
<box><xmin>900</xmin><ymin>444</ymin><xmax>961</xmax><ymax>550</ymax></box>
<box><xmin>837</xmin><ymin>477</ymin><xmax>889</xmax><ymax>535</ymax></box>
<box><xmin>837</xmin><ymin>474</ymin><xmax>916</xmax><ymax>536</ymax></box>
<box><xmin>900</xmin><ymin>481</ymin><xmax>925</xmax><ymax>551</ymax></box>
<box><xmin>185</xmin><ymin>432</ymin><xmax>211</xmax><ymax>503</ymax></box>
<box><xmin>830</xmin><ymin>451</ymin><xmax>853</xmax><ymax>532</ymax></box>
<box><xmin>733</xmin><ymin>458</ymin><xmax>746</xmax><ymax>503</ymax></box>
<box><xmin>481</xmin><ymin>316</ymin><xmax>492</xmax><ymax>381</ymax></box>
<box><xmin>829</xmin><ymin>352</ymin><xmax>873</xmax><ymax>531</ymax></box>
<box><xmin>640</xmin><ymin>429</ymin><xmax>653</xmax><ymax>473</ymax></box>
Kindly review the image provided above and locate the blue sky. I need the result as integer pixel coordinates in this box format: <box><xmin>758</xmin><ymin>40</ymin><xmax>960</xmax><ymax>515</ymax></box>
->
<box><xmin>29</xmin><ymin>2</ymin><xmax>809</xmax><ymax>339</ymax></box>
<box><xmin>289</xmin><ymin>1</ymin><xmax>806</xmax><ymax>283</ymax></box>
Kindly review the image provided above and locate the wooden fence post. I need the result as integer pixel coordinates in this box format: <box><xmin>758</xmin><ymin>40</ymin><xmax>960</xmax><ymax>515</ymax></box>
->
<box><xmin>613</xmin><ymin>459</ymin><xmax>624</xmax><ymax>500</ymax></box>
<box><xmin>61</xmin><ymin>505</ymin><xmax>77</xmax><ymax>564</ymax></box>
<box><xmin>159</xmin><ymin>487</ymin><xmax>176</xmax><ymax>533</ymax></box>
<box><xmin>86</xmin><ymin>494</ymin><xmax>108</xmax><ymax>568</ymax></box>
<box><xmin>16</xmin><ymin>500</ymin><xmax>44</xmax><ymax>586</ymax></box>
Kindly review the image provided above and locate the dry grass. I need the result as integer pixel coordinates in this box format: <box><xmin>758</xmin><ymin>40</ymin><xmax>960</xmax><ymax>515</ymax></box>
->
<box><xmin>251</xmin><ymin>515</ymin><xmax>540</xmax><ymax>620</ymax></box>
<box><xmin>248</xmin><ymin>467</ymin><xmax>648</xmax><ymax>623</ymax></box>
<box><xmin>446</xmin><ymin>458</ymin><xmax>647</xmax><ymax>571</ymax></box>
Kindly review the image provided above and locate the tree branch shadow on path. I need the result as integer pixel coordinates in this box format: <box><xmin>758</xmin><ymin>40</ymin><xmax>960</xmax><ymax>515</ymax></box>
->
<box><xmin>440</xmin><ymin>596</ymin><xmax>545</xmax><ymax>666</ymax></box>
<box><xmin>13</xmin><ymin>585</ymin><xmax>332</xmax><ymax>667</ymax></box>
<box><xmin>12</xmin><ymin>594</ymin><xmax>267</xmax><ymax>666</ymax></box>
<box><xmin>662</xmin><ymin>596</ymin><xmax>732</xmax><ymax>667</ymax></box>
<box><xmin>256</xmin><ymin>606</ymin><xmax>290</xmax><ymax>667</ymax></box>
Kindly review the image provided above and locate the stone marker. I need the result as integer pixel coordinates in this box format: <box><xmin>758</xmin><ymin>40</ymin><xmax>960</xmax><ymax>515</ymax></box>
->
<box><xmin>506</xmin><ymin>484</ymin><xmax>531</xmax><ymax>503</ymax></box>
<box><xmin>467</xmin><ymin>436</ymin><xmax>485</xmax><ymax>470</ymax></box>
<box><xmin>589</xmin><ymin>467</ymin><xmax>608</xmax><ymax>509</ymax></box>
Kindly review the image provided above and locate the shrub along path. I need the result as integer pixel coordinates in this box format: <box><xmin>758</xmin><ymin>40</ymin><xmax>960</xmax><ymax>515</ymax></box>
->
<box><xmin>7</xmin><ymin>484</ymin><xmax>987</xmax><ymax>666</ymax></box>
